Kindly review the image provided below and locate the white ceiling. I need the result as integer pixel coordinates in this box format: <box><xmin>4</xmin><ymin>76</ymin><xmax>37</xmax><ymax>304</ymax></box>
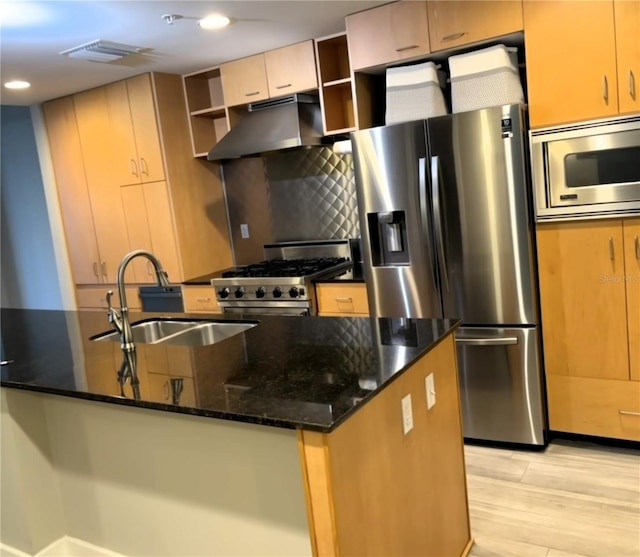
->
<box><xmin>0</xmin><ymin>0</ymin><xmax>386</xmax><ymax>105</ymax></box>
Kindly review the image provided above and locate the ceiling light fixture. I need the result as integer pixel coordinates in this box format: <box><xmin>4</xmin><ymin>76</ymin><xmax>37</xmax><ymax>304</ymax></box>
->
<box><xmin>4</xmin><ymin>80</ymin><xmax>31</xmax><ymax>90</ymax></box>
<box><xmin>197</xmin><ymin>14</ymin><xmax>230</xmax><ymax>30</ymax></box>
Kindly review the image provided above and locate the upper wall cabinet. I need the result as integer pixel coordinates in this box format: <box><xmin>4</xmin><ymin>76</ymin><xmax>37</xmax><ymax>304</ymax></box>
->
<box><xmin>264</xmin><ymin>40</ymin><xmax>318</xmax><ymax>98</ymax></box>
<box><xmin>74</xmin><ymin>74</ymin><xmax>165</xmax><ymax>189</ymax></box>
<box><xmin>220</xmin><ymin>54</ymin><xmax>269</xmax><ymax>107</ymax></box>
<box><xmin>613</xmin><ymin>0</ymin><xmax>640</xmax><ymax>114</ymax></box>
<box><xmin>346</xmin><ymin>1</ymin><xmax>431</xmax><ymax>71</ymax></box>
<box><xmin>426</xmin><ymin>1</ymin><xmax>523</xmax><ymax>51</ymax></box>
<box><xmin>524</xmin><ymin>1</ymin><xmax>620</xmax><ymax>127</ymax></box>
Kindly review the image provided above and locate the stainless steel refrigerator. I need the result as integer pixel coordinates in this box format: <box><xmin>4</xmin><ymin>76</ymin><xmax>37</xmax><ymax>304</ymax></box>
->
<box><xmin>351</xmin><ymin>104</ymin><xmax>546</xmax><ymax>446</ymax></box>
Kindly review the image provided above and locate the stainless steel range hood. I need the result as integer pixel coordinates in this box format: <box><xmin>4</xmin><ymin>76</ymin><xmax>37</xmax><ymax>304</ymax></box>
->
<box><xmin>207</xmin><ymin>94</ymin><xmax>324</xmax><ymax>161</ymax></box>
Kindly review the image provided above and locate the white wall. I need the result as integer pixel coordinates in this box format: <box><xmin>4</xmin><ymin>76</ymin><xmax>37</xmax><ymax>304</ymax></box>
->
<box><xmin>1</xmin><ymin>389</ymin><xmax>313</xmax><ymax>557</ymax></box>
<box><xmin>0</xmin><ymin>106</ymin><xmax>65</xmax><ymax>310</ymax></box>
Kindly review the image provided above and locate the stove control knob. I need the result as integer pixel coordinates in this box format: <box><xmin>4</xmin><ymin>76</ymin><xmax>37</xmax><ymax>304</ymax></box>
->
<box><xmin>273</xmin><ymin>287</ymin><xmax>283</xmax><ymax>298</ymax></box>
<box><xmin>234</xmin><ymin>287</ymin><xmax>245</xmax><ymax>299</ymax></box>
<box><xmin>289</xmin><ymin>287</ymin><xmax>300</xmax><ymax>298</ymax></box>
<box><xmin>256</xmin><ymin>287</ymin><xmax>266</xmax><ymax>299</ymax></box>
<box><xmin>218</xmin><ymin>287</ymin><xmax>230</xmax><ymax>299</ymax></box>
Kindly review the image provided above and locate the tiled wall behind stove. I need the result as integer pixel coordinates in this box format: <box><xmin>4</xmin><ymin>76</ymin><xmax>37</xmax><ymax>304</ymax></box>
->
<box><xmin>222</xmin><ymin>147</ymin><xmax>360</xmax><ymax>265</ymax></box>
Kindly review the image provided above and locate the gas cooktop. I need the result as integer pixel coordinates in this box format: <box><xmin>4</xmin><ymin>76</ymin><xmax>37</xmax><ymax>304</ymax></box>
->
<box><xmin>221</xmin><ymin>257</ymin><xmax>349</xmax><ymax>278</ymax></box>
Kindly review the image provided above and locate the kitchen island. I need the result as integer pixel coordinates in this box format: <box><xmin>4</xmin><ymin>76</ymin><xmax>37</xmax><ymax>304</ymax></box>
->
<box><xmin>1</xmin><ymin>309</ymin><xmax>471</xmax><ymax>557</ymax></box>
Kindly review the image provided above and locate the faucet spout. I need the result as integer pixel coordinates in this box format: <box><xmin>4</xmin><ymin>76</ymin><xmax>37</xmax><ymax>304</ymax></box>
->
<box><xmin>108</xmin><ymin>250</ymin><xmax>170</xmax><ymax>400</ymax></box>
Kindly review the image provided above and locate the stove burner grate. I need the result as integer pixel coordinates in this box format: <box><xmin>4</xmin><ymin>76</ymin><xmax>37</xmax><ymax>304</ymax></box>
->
<box><xmin>221</xmin><ymin>257</ymin><xmax>348</xmax><ymax>278</ymax></box>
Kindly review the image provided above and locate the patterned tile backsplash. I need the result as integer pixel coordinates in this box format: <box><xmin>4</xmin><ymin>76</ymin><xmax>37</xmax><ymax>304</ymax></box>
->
<box><xmin>222</xmin><ymin>147</ymin><xmax>360</xmax><ymax>265</ymax></box>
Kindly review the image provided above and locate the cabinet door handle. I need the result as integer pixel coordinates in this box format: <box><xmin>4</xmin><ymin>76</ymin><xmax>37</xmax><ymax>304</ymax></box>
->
<box><xmin>140</xmin><ymin>157</ymin><xmax>148</xmax><ymax>176</ymax></box>
<box><xmin>635</xmin><ymin>235</ymin><xmax>639</xmax><ymax>260</ymax></box>
<box><xmin>395</xmin><ymin>44</ymin><xmax>419</xmax><ymax>53</ymax></box>
<box><xmin>335</xmin><ymin>297</ymin><xmax>353</xmax><ymax>303</ymax></box>
<box><xmin>441</xmin><ymin>31</ymin><xmax>466</xmax><ymax>42</ymax></box>
<box><xmin>93</xmin><ymin>262</ymin><xmax>99</xmax><ymax>278</ymax></box>
<box><xmin>630</xmin><ymin>70</ymin><xmax>636</xmax><ymax>100</ymax></box>
<box><xmin>619</xmin><ymin>410</ymin><xmax>640</xmax><ymax>417</ymax></box>
<box><xmin>163</xmin><ymin>381</ymin><xmax>170</xmax><ymax>401</ymax></box>
<box><xmin>146</xmin><ymin>260</ymin><xmax>153</xmax><ymax>276</ymax></box>
<box><xmin>603</xmin><ymin>75</ymin><xmax>609</xmax><ymax>103</ymax></box>
<box><xmin>609</xmin><ymin>237</ymin><xmax>615</xmax><ymax>260</ymax></box>
<box><xmin>275</xmin><ymin>84</ymin><xmax>292</xmax><ymax>90</ymax></box>
<box><xmin>101</xmin><ymin>262</ymin><xmax>108</xmax><ymax>277</ymax></box>
<box><xmin>130</xmin><ymin>158</ymin><xmax>139</xmax><ymax>177</ymax></box>
<box><xmin>245</xmin><ymin>91</ymin><xmax>261</xmax><ymax>97</ymax></box>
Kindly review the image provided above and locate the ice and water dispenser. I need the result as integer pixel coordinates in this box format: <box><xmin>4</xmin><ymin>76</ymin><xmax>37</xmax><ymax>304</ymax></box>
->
<box><xmin>367</xmin><ymin>210</ymin><xmax>410</xmax><ymax>266</ymax></box>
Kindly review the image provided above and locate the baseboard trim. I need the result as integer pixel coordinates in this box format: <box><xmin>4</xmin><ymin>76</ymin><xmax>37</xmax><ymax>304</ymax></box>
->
<box><xmin>2</xmin><ymin>537</ymin><xmax>126</xmax><ymax>557</ymax></box>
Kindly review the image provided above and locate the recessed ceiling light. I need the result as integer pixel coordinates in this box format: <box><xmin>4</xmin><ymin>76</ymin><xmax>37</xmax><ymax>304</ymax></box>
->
<box><xmin>4</xmin><ymin>81</ymin><xmax>31</xmax><ymax>90</ymax></box>
<box><xmin>197</xmin><ymin>14</ymin><xmax>230</xmax><ymax>30</ymax></box>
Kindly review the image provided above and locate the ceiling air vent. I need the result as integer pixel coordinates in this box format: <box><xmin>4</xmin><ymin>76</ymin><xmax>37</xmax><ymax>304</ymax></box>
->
<box><xmin>60</xmin><ymin>40</ymin><xmax>142</xmax><ymax>63</ymax></box>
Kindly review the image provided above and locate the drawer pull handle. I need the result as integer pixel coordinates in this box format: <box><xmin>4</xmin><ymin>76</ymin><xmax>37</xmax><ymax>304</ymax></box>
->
<box><xmin>603</xmin><ymin>75</ymin><xmax>609</xmax><ymax>103</ymax></box>
<box><xmin>196</xmin><ymin>297</ymin><xmax>211</xmax><ymax>302</ymax></box>
<box><xmin>630</xmin><ymin>70</ymin><xmax>636</xmax><ymax>100</ymax></box>
<box><xmin>275</xmin><ymin>84</ymin><xmax>292</xmax><ymax>90</ymax></box>
<box><xmin>635</xmin><ymin>235</ymin><xmax>639</xmax><ymax>260</ymax></box>
<box><xmin>130</xmin><ymin>158</ymin><xmax>138</xmax><ymax>177</ymax></box>
<box><xmin>609</xmin><ymin>237</ymin><xmax>615</xmax><ymax>260</ymax></box>
<box><xmin>455</xmin><ymin>337</ymin><xmax>518</xmax><ymax>346</ymax></box>
<box><xmin>395</xmin><ymin>44</ymin><xmax>419</xmax><ymax>53</ymax></box>
<box><xmin>442</xmin><ymin>32</ymin><xmax>466</xmax><ymax>42</ymax></box>
<box><xmin>335</xmin><ymin>297</ymin><xmax>353</xmax><ymax>303</ymax></box>
<box><xmin>619</xmin><ymin>410</ymin><xmax>640</xmax><ymax>417</ymax></box>
<box><xmin>245</xmin><ymin>91</ymin><xmax>261</xmax><ymax>96</ymax></box>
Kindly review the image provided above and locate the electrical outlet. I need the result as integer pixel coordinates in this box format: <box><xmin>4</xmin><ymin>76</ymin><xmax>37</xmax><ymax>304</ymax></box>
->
<box><xmin>401</xmin><ymin>394</ymin><xmax>413</xmax><ymax>434</ymax></box>
<box><xmin>240</xmin><ymin>224</ymin><xmax>250</xmax><ymax>239</ymax></box>
<box><xmin>426</xmin><ymin>373</ymin><xmax>436</xmax><ymax>410</ymax></box>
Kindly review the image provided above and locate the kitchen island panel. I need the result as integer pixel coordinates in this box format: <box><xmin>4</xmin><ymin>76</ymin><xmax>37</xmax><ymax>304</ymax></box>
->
<box><xmin>299</xmin><ymin>334</ymin><xmax>471</xmax><ymax>557</ymax></box>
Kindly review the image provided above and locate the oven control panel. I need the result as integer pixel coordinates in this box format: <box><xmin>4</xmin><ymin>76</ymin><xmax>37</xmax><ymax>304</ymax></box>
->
<box><xmin>216</xmin><ymin>285</ymin><xmax>309</xmax><ymax>302</ymax></box>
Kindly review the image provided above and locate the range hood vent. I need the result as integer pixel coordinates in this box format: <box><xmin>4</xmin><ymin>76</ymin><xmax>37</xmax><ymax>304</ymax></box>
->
<box><xmin>207</xmin><ymin>94</ymin><xmax>325</xmax><ymax>161</ymax></box>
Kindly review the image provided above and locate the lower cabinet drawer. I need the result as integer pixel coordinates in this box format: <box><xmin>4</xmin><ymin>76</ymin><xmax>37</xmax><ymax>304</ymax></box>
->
<box><xmin>547</xmin><ymin>375</ymin><xmax>640</xmax><ymax>441</ymax></box>
<box><xmin>182</xmin><ymin>286</ymin><xmax>221</xmax><ymax>313</ymax></box>
<box><xmin>76</xmin><ymin>286</ymin><xmax>141</xmax><ymax>310</ymax></box>
<box><xmin>316</xmin><ymin>283</ymin><xmax>369</xmax><ymax>316</ymax></box>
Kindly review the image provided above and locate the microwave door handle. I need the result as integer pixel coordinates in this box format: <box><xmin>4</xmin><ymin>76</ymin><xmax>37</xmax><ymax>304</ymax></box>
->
<box><xmin>419</xmin><ymin>157</ymin><xmax>438</xmax><ymax>289</ymax></box>
<box><xmin>430</xmin><ymin>156</ymin><xmax>450</xmax><ymax>293</ymax></box>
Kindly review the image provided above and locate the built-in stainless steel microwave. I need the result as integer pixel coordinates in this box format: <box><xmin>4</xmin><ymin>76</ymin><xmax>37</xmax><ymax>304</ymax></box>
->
<box><xmin>530</xmin><ymin>114</ymin><xmax>640</xmax><ymax>220</ymax></box>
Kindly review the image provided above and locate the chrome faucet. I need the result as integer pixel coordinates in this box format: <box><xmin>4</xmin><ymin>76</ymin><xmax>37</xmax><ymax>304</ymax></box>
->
<box><xmin>106</xmin><ymin>250</ymin><xmax>169</xmax><ymax>399</ymax></box>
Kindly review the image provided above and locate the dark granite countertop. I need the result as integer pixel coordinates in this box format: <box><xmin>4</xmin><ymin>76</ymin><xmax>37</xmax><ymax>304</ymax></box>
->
<box><xmin>182</xmin><ymin>272</ymin><xmax>223</xmax><ymax>286</ymax></box>
<box><xmin>313</xmin><ymin>262</ymin><xmax>366</xmax><ymax>283</ymax></box>
<box><xmin>0</xmin><ymin>308</ymin><xmax>458</xmax><ymax>432</ymax></box>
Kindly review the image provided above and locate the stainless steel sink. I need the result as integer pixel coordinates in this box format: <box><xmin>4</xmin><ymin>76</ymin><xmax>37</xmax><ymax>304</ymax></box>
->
<box><xmin>91</xmin><ymin>319</ymin><xmax>258</xmax><ymax>346</ymax></box>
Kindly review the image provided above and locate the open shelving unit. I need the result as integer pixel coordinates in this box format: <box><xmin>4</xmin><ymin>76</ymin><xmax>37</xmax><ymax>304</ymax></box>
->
<box><xmin>182</xmin><ymin>67</ymin><xmax>231</xmax><ymax>158</ymax></box>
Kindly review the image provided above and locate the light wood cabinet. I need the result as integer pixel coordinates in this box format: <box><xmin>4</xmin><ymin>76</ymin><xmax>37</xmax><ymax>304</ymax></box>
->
<box><xmin>524</xmin><ymin>1</ymin><xmax>619</xmax><ymax>127</ymax></box>
<box><xmin>220</xmin><ymin>54</ymin><xmax>269</xmax><ymax>107</ymax></box>
<box><xmin>624</xmin><ymin>219</ymin><xmax>640</xmax><ymax>381</ymax></box>
<box><xmin>75</xmin><ymin>286</ymin><xmax>141</xmax><ymax>310</ymax></box>
<box><xmin>614</xmin><ymin>0</ymin><xmax>640</xmax><ymax>114</ymax></box>
<box><xmin>120</xmin><ymin>182</ymin><xmax>181</xmax><ymax>284</ymax></box>
<box><xmin>427</xmin><ymin>1</ymin><xmax>523</xmax><ymax>51</ymax></box>
<box><xmin>182</xmin><ymin>286</ymin><xmax>221</xmax><ymax>314</ymax></box>
<box><xmin>42</xmin><ymin>97</ymin><xmax>102</xmax><ymax>285</ymax></box>
<box><xmin>316</xmin><ymin>283</ymin><xmax>369</xmax><ymax>316</ymax></box>
<box><xmin>537</xmin><ymin>218</ymin><xmax>640</xmax><ymax>441</ymax></box>
<box><xmin>45</xmin><ymin>72</ymin><xmax>234</xmax><ymax>294</ymax></box>
<box><xmin>536</xmin><ymin>220</ymin><xmax>629</xmax><ymax>381</ymax></box>
<box><xmin>346</xmin><ymin>1</ymin><xmax>431</xmax><ymax>71</ymax></box>
<box><xmin>264</xmin><ymin>40</ymin><xmax>318</xmax><ymax>98</ymax></box>
<box><xmin>74</xmin><ymin>75</ymin><xmax>165</xmax><ymax>188</ymax></box>
<box><xmin>182</xmin><ymin>67</ymin><xmax>230</xmax><ymax>158</ymax></box>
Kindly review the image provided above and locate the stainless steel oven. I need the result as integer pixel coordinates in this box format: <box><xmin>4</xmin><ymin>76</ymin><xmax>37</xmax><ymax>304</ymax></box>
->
<box><xmin>531</xmin><ymin>114</ymin><xmax>640</xmax><ymax>220</ymax></box>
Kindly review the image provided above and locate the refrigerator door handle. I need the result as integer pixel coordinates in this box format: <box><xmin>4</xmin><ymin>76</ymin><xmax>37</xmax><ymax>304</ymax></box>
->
<box><xmin>419</xmin><ymin>157</ymin><xmax>438</xmax><ymax>288</ymax></box>
<box><xmin>430</xmin><ymin>156</ymin><xmax>450</xmax><ymax>292</ymax></box>
<box><xmin>455</xmin><ymin>337</ymin><xmax>519</xmax><ymax>346</ymax></box>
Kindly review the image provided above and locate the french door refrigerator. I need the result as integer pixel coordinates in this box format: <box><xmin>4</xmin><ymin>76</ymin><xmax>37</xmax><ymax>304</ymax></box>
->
<box><xmin>351</xmin><ymin>104</ymin><xmax>546</xmax><ymax>446</ymax></box>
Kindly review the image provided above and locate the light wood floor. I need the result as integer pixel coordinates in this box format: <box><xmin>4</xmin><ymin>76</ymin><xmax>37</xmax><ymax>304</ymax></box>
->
<box><xmin>465</xmin><ymin>440</ymin><xmax>640</xmax><ymax>557</ymax></box>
